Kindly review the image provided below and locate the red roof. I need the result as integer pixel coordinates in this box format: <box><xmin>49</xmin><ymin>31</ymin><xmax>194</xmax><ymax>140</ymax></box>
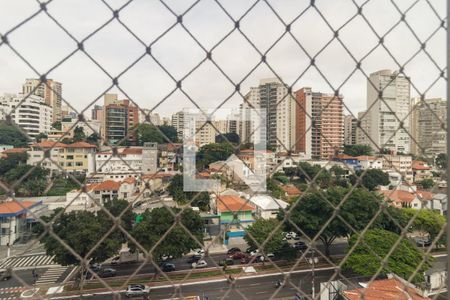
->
<box><xmin>122</xmin><ymin>148</ymin><xmax>142</xmax><ymax>155</ymax></box>
<box><xmin>65</xmin><ymin>141</ymin><xmax>96</xmax><ymax>148</ymax></box>
<box><xmin>92</xmin><ymin>180</ymin><xmax>121</xmax><ymax>191</ymax></box>
<box><xmin>356</xmin><ymin>155</ymin><xmax>377</xmax><ymax>161</ymax></box>
<box><xmin>31</xmin><ymin>140</ymin><xmax>66</xmax><ymax>148</ymax></box>
<box><xmin>342</xmin><ymin>278</ymin><xmax>429</xmax><ymax>300</ymax></box>
<box><xmin>2</xmin><ymin>148</ymin><xmax>28</xmax><ymax>154</ymax></box>
<box><xmin>217</xmin><ymin>195</ymin><xmax>255</xmax><ymax>212</ymax></box>
<box><xmin>32</xmin><ymin>140</ymin><xmax>96</xmax><ymax>149</ymax></box>
<box><xmin>380</xmin><ymin>190</ymin><xmax>415</xmax><ymax>204</ymax></box>
<box><xmin>0</xmin><ymin>201</ymin><xmax>37</xmax><ymax>215</ymax></box>
<box><xmin>416</xmin><ymin>190</ymin><xmax>433</xmax><ymax>201</ymax></box>
<box><xmin>335</xmin><ymin>154</ymin><xmax>356</xmax><ymax>160</ymax></box>
<box><xmin>122</xmin><ymin>177</ymin><xmax>136</xmax><ymax>184</ymax></box>
<box><xmin>281</xmin><ymin>185</ymin><xmax>301</xmax><ymax>196</ymax></box>
<box><xmin>412</xmin><ymin>160</ymin><xmax>431</xmax><ymax>170</ymax></box>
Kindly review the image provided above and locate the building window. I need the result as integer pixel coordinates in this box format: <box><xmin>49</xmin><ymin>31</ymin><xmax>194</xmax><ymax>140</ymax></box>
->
<box><xmin>76</xmin><ymin>162</ymin><xmax>83</xmax><ymax>166</ymax></box>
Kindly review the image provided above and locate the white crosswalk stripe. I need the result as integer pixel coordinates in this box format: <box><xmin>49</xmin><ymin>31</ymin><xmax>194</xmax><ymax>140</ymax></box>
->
<box><xmin>35</xmin><ymin>266</ymin><xmax>68</xmax><ymax>285</ymax></box>
<box><xmin>0</xmin><ymin>286</ymin><xmax>24</xmax><ymax>299</ymax></box>
<box><xmin>0</xmin><ymin>254</ymin><xmax>58</xmax><ymax>269</ymax></box>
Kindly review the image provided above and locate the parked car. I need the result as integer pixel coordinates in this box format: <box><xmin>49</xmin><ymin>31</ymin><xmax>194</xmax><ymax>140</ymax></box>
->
<box><xmin>161</xmin><ymin>254</ymin><xmax>173</xmax><ymax>261</ymax></box>
<box><xmin>229</xmin><ymin>252</ymin><xmax>247</xmax><ymax>260</ymax></box>
<box><xmin>125</xmin><ymin>284</ymin><xmax>150</xmax><ymax>297</ymax></box>
<box><xmin>219</xmin><ymin>258</ymin><xmax>234</xmax><ymax>266</ymax></box>
<box><xmin>98</xmin><ymin>268</ymin><xmax>116</xmax><ymax>278</ymax></box>
<box><xmin>250</xmin><ymin>249</ymin><xmax>260</xmax><ymax>257</ymax></box>
<box><xmin>193</xmin><ymin>249</ymin><xmax>205</xmax><ymax>256</ymax></box>
<box><xmin>245</xmin><ymin>246</ymin><xmax>256</xmax><ymax>254</ymax></box>
<box><xmin>0</xmin><ymin>269</ymin><xmax>11</xmax><ymax>281</ymax></box>
<box><xmin>90</xmin><ymin>263</ymin><xmax>102</xmax><ymax>272</ymax></box>
<box><xmin>292</xmin><ymin>241</ymin><xmax>308</xmax><ymax>251</ymax></box>
<box><xmin>415</xmin><ymin>237</ymin><xmax>432</xmax><ymax>247</ymax></box>
<box><xmin>187</xmin><ymin>254</ymin><xmax>203</xmax><ymax>263</ymax></box>
<box><xmin>227</xmin><ymin>247</ymin><xmax>241</xmax><ymax>255</ymax></box>
<box><xmin>191</xmin><ymin>260</ymin><xmax>208</xmax><ymax>269</ymax></box>
<box><xmin>285</xmin><ymin>232</ymin><xmax>298</xmax><ymax>240</ymax></box>
<box><xmin>162</xmin><ymin>263</ymin><xmax>176</xmax><ymax>272</ymax></box>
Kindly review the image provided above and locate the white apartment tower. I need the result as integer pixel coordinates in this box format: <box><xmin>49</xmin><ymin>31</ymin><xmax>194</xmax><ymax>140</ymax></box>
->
<box><xmin>356</xmin><ymin>111</ymin><xmax>371</xmax><ymax>146</ymax></box>
<box><xmin>23</xmin><ymin>79</ymin><xmax>62</xmax><ymax>123</ymax></box>
<box><xmin>411</xmin><ymin>98</ymin><xmax>447</xmax><ymax>156</ymax></box>
<box><xmin>171</xmin><ymin>111</ymin><xmax>185</xmax><ymax>141</ymax></box>
<box><xmin>344</xmin><ymin>115</ymin><xmax>357</xmax><ymax>145</ymax></box>
<box><xmin>241</xmin><ymin>78</ymin><xmax>296</xmax><ymax>152</ymax></box>
<box><xmin>0</xmin><ymin>93</ymin><xmax>53</xmax><ymax>138</ymax></box>
<box><xmin>366</xmin><ymin>70</ymin><xmax>411</xmax><ymax>153</ymax></box>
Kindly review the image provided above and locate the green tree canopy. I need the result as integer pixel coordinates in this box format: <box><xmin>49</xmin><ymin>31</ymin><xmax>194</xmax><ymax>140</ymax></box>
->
<box><xmin>35</xmin><ymin>133</ymin><xmax>48</xmax><ymax>143</ymax></box>
<box><xmin>344</xmin><ymin>229</ymin><xmax>432</xmax><ymax>283</ymax></box>
<box><xmin>215</xmin><ymin>133</ymin><xmax>240</xmax><ymax>144</ymax></box>
<box><xmin>0</xmin><ymin>121</ymin><xmax>29</xmax><ymax>147</ymax></box>
<box><xmin>0</xmin><ymin>152</ymin><xmax>28</xmax><ymax>176</ymax></box>
<box><xmin>167</xmin><ymin>174</ymin><xmax>210</xmax><ymax>210</ymax></box>
<box><xmin>401</xmin><ymin>208</ymin><xmax>446</xmax><ymax>247</ymax></box>
<box><xmin>244</xmin><ymin>219</ymin><xmax>285</xmax><ymax>255</ymax></box>
<box><xmin>158</xmin><ymin>125</ymin><xmax>179</xmax><ymax>143</ymax></box>
<box><xmin>73</xmin><ymin>126</ymin><xmax>86</xmax><ymax>142</ymax></box>
<box><xmin>197</xmin><ymin>143</ymin><xmax>234</xmax><ymax>170</ymax></box>
<box><xmin>435</xmin><ymin>153</ymin><xmax>447</xmax><ymax>170</ymax></box>
<box><xmin>138</xmin><ymin>124</ymin><xmax>179</xmax><ymax>145</ymax></box>
<box><xmin>52</xmin><ymin>121</ymin><xmax>62</xmax><ymax>130</ymax></box>
<box><xmin>281</xmin><ymin>187</ymin><xmax>383</xmax><ymax>256</ymax></box>
<box><xmin>40</xmin><ymin>210</ymin><xmax>122</xmax><ymax>266</ymax></box>
<box><xmin>3</xmin><ymin>164</ymin><xmax>49</xmax><ymax>196</ymax></box>
<box><xmin>343</xmin><ymin>144</ymin><xmax>373</xmax><ymax>156</ymax></box>
<box><xmin>416</xmin><ymin>179</ymin><xmax>434</xmax><ymax>190</ymax></box>
<box><xmin>98</xmin><ymin>197</ymin><xmax>135</xmax><ymax>243</ymax></box>
<box><xmin>130</xmin><ymin>207</ymin><xmax>204</xmax><ymax>260</ymax></box>
<box><xmin>349</xmin><ymin>169</ymin><xmax>390</xmax><ymax>191</ymax></box>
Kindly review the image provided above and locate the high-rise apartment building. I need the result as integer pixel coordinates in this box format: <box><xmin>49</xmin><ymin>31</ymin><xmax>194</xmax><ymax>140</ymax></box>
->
<box><xmin>411</xmin><ymin>98</ymin><xmax>447</xmax><ymax>156</ymax></box>
<box><xmin>356</xmin><ymin>111</ymin><xmax>371</xmax><ymax>146</ymax></box>
<box><xmin>242</xmin><ymin>79</ymin><xmax>296</xmax><ymax>152</ymax></box>
<box><xmin>138</xmin><ymin>109</ymin><xmax>160</xmax><ymax>126</ymax></box>
<box><xmin>171</xmin><ymin>111</ymin><xmax>185</xmax><ymax>141</ymax></box>
<box><xmin>23</xmin><ymin>79</ymin><xmax>62</xmax><ymax>123</ymax></box>
<box><xmin>295</xmin><ymin>87</ymin><xmax>344</xmax><ymax>159</ymax></box>
<box><xmin>142</xmin><ymin>142</ymin><xmax>158</xmax><ymax>174</ymax></box>
<box><xmin>0</xmin><ymin>93</ymin><xmax>52</xmax><ymax>138</ymax></box>
<box><xmin>366</xmin><ymin>70</ymin><xmax>411</xmax><ymax>153</ymax></box>
<box><xmin>91</xmin><ymin>105</ymin><xmax>103</xmax><ymax>121</ymax></box>
<box><xmin>344</xmin><ymin>115</ymin><xmax>357</xmax><ymax>145</ymax></box>
<box><xmin>103</xmin><ymin>94</ymin><xmax>139</xmax><ymax>144</ymax></box>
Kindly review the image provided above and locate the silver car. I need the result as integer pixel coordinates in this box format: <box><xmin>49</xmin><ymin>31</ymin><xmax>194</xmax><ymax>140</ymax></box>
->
<box><xmin>125</xmin><ymin>284</ymin><xmax>150</xmax><ymax>297</ymax></box>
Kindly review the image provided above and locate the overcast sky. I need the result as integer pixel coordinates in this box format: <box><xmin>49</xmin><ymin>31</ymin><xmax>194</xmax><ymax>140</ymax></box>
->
<box><xmin>0</xmin><ymin>0</ymin><xmax>446</xmax><ymax>119</ymax></box>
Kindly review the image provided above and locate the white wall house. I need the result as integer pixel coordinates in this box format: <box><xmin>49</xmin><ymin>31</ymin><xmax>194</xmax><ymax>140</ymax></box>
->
<box><xmin>0</xmin><ymin>93</ymin><xmax>52</xmax><ymax>139</ymax></box>
<box><xmin>249</xmin><ymin>195</ymin><xmax>288</xmax><ymax>219</ymax></box>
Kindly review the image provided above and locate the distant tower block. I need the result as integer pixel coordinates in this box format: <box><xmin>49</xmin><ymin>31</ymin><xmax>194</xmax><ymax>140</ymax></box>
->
<box><xmin>142</xmin><ymin>142</ymin><xmax>158</xmax><ymax>174</ymax></box>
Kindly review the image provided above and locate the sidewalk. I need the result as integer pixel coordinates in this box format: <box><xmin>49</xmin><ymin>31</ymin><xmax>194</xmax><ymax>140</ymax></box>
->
<box><xmin>0</xmin><ymin>240</ymin><xmax>45</xmax><ymax>260</ymax></box>
<box><xmin>204</xmin><ymin>241</ymin><xmax>228</xmax><ymax>254</ymax></box>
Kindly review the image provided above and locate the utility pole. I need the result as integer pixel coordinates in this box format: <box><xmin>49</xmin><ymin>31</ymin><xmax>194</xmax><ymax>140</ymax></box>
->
<box><xmin>307</xmin><ymin>248</ymin><xmax>317</xmax><ymax>298</ymax></box>
<box><xmin>311</xmin><ymin>248</ymin><xmax>315</xmax><ymax>298</ymax></box>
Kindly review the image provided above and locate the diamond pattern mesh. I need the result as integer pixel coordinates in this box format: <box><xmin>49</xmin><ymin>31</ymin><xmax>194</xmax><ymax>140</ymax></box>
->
<box><xmin>0</xmin><ymin>0</ymin><xmax>447</xmax><ymax>300</ymax></box>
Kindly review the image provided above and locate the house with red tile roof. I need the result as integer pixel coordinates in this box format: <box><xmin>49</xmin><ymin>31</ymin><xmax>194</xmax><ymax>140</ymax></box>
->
<box><xmin>412</xmin><ymin>160</ymin><xmax>433</xmax><ymax>182</ymax></box>
<box><xmin>0</xmin><ymin>147</ymin><xmax>28</xmax><ymax>158</ymax></box>
<box><xmin>27</xmin><ymin>140</ymin><xmax>96</xmax><ymax>174</ymax></box>
<box><xmin>0</xmin><ymin>200</ymin><xmax>43</xmax><ymax>246</ymax></box>
<box><xmin>216</xmin><ymin>195</ymin><xmax>256</xmax><ymax>245</ymax></box>
<box><xmin>341</xmin><ymin>275</ymin><xmax>430</xmax><ymax>300</ymax></box>
<box><xmin>379</xmin><ymin>189</ymin><xmax>435</xmax><ymax>210</ymax></box>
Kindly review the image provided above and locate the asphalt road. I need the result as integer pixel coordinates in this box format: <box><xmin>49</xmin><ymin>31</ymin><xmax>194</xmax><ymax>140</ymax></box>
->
<box><xmin>101</xmin><ymin>240</ymin><xmax>348</xmax><ymax>278</ymax></box>
<box><xmin>68</xmin><ymin>268</ymin><xmax>339</xmax><ymax>300</ymax></box>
